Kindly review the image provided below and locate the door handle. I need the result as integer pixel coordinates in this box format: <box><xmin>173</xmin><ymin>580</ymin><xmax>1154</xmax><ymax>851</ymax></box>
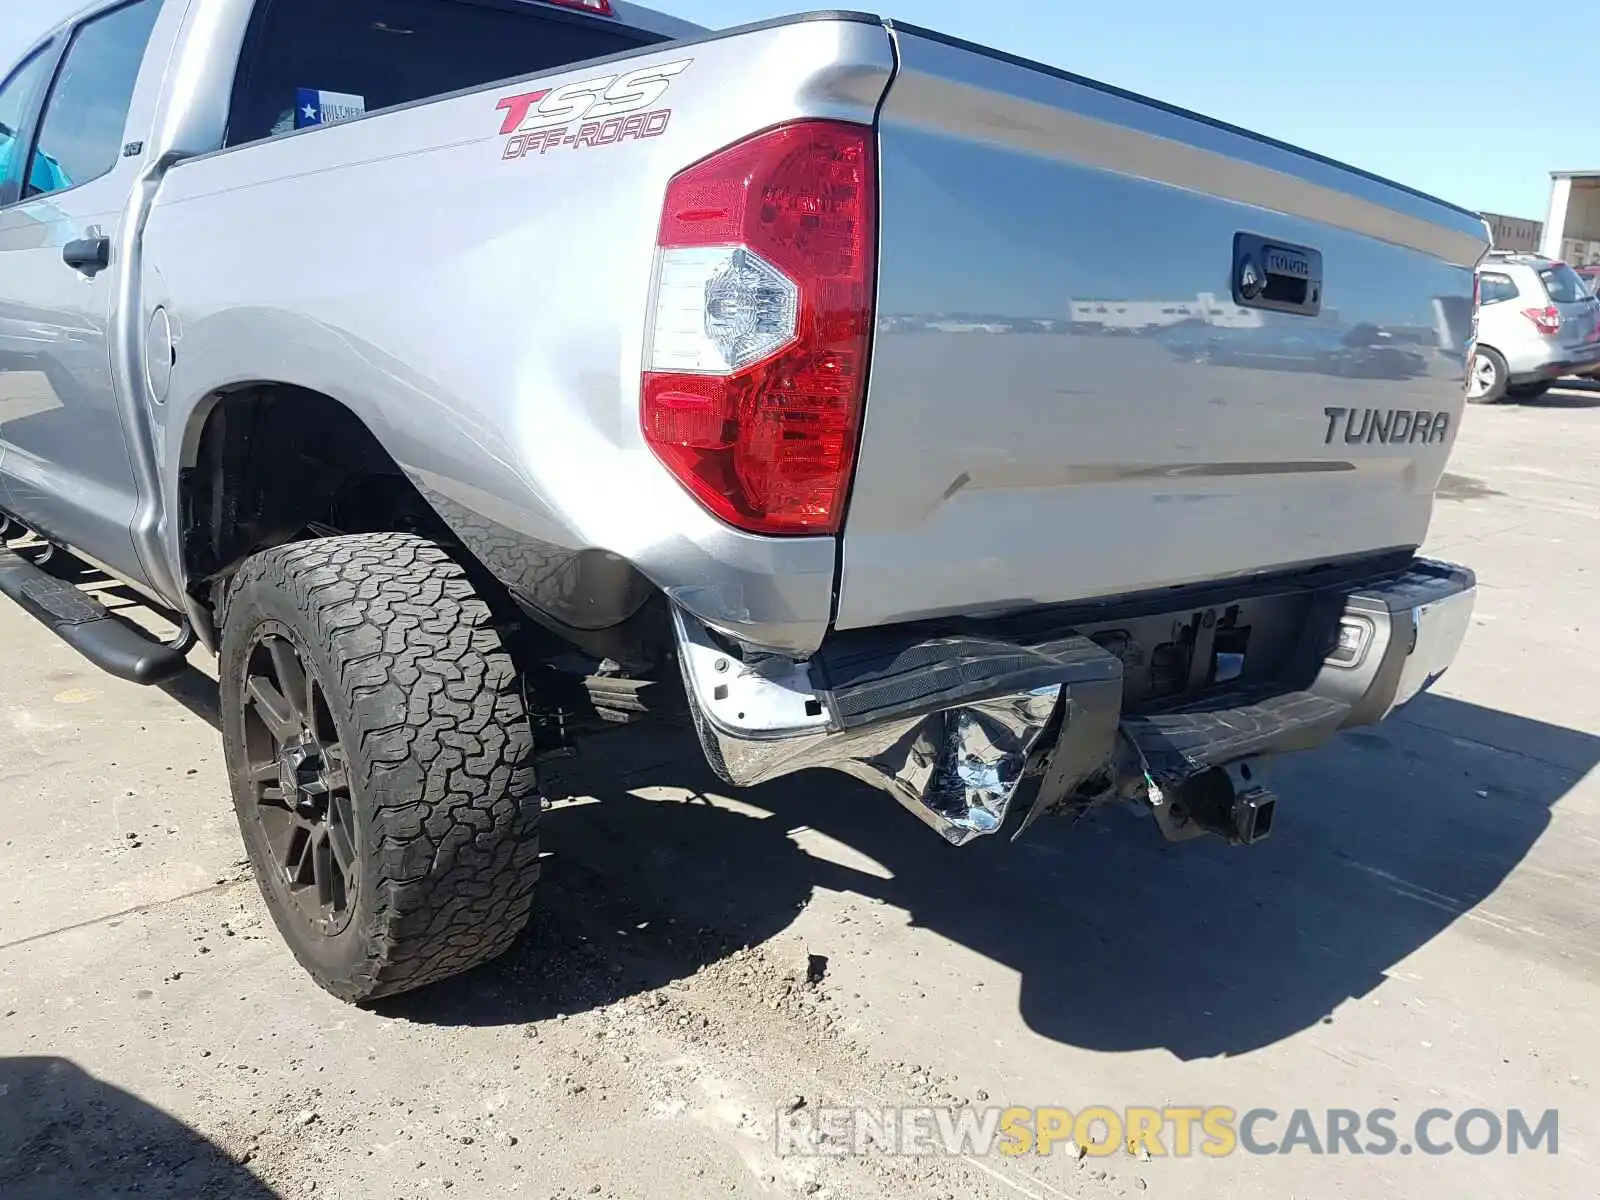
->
<box><xmin>63</xmin><ymin>235</ymin><xmax>110</xmax><ymax>275</ymax></box>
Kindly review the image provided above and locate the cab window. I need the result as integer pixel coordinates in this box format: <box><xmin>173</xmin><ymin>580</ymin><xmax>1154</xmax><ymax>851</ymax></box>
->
<box><xmin>0</xmin><ymin>49</ymin><xmax>56</xmax><ymax>204</ymax></box>
<box><xmin>225</xmin><ymin>0</ymin><xmax>662</xmax><ymax>147</ymax></box>
<box><xmin>25</xmin><ymin>0</ymin><xmax>165</xmax><ymax>200</ymax></box>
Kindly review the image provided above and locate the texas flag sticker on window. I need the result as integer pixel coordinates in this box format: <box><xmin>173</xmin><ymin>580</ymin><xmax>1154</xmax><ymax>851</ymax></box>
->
<box><xmin>295</xmin><ymin>88</ymin><xmax>367</xmax><ymax>129</ymax></box>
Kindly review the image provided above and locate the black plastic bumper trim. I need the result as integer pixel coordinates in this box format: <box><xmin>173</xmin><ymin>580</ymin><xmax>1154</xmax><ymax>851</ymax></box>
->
<box><xmin>813</xmin><ymin>633</ymin><xmax>1122</xmax><ymax>729</ymax></box>
<box><xmin>1124</xmin><ymin>687</ymin><xmax>1351</xmax><ymax>781</ymax></box>
<box><xmin>810</xmin><ymin>555</ymin><xmax>1473</xmax><ymax>750</ymax></box>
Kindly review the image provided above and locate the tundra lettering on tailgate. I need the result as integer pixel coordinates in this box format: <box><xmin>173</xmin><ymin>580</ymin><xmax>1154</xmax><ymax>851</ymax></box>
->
<box><xmin>1323</xmin><ymin>406</ymin><xmax>1451</xmax><ymax>446</ymax></box>
<box><xmin>495</xmin><ymin>59</ymin><xmax>691</xmax><ymax>159</ymax></box>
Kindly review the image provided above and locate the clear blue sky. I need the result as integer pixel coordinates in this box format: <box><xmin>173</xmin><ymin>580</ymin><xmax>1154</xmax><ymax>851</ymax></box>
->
<box><xmin>1</xmin><ymin>0</ymin><xmax>1584</xmax><ymax>219</ymax></box>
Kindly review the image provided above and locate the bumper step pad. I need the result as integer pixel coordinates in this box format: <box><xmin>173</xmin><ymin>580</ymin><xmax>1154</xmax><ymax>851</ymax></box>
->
<box><xmin>814</xmin><ymin>634</ymin><xmax>1122</xmax><ymax>730</ymax></box>
<box><xmin>1122</xmin><ymin>686</ymin><xmax>1351</xmax><ymax>782</ymax></box>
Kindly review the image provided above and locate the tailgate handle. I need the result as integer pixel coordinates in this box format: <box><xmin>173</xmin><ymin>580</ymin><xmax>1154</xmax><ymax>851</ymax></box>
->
<box><xmin>1233</xmin><ymin>233</ymin><xmax>1322</xmax><ymax>317</ymax></box>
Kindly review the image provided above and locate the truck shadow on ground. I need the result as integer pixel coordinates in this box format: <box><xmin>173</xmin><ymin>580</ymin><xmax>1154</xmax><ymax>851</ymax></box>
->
<box><xmin>0</xmin><ymin>1056</ymin><xmax>279</xmax><ymax>1199</ymax></box>
<box><xmin>391</xmin><ymin>692</ymin><xmax>1596</xmax><ymax>1061</ymax></box>
<box><xmin>1525</xmin><ymin>379</ymin><xmax>1600</xmax><ymax>408</ymax></box>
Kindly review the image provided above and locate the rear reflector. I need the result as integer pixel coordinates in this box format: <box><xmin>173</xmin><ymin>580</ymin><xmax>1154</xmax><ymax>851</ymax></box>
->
<box><xmin>642</xmin><ymin>121</ymin><xmax>876</xmax><ymax>536</ymax></box>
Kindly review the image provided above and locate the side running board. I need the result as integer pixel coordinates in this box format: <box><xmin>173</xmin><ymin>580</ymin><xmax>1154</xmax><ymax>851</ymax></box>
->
<box><xmin>0</xmin><ymin>545</ymin><xmax>189</xmax><ymax>685</ymax></box>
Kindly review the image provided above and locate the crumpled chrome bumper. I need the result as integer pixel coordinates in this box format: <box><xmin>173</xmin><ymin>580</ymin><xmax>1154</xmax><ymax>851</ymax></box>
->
<box><xmin>672</xmin><ymin>606</ymin><xmax>1119</xmax><ymax>845</ymax></box>
<box><xmin>672</xmin><ymin>558</ymin><xmax>1476</xmax><ymax>847</ymax></box>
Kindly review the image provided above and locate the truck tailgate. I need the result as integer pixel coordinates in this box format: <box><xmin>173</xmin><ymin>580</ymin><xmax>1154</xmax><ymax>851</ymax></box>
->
<box><xmin>834</xmin><ymin>25</ymin><xmax>1489</xmax><ymax>632</ymax></box>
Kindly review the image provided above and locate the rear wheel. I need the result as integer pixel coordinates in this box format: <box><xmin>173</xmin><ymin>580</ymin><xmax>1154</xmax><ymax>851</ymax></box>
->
<box><xmin>219</xmin><ymin>533</ymin><xmax>541</xmax><ymax>1002</ymax></box>
<box><xmin>1466</xmin><ymin>347</ymin><xmax>1509</xmax><ymax>404</ymax></box>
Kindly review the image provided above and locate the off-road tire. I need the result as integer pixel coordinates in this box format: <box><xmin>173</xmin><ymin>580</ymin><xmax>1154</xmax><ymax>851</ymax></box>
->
<box><xmin>219</xmin><ymin>533</ymin><xmax>541</xmax><ymax>1002</ymax></box>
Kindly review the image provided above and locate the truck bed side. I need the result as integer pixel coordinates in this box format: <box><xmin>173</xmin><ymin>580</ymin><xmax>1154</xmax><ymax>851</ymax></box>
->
<box><xmin>144</xmin><ymin>15</ymin><xmax>895</xmax><ymax>655</ymax></box>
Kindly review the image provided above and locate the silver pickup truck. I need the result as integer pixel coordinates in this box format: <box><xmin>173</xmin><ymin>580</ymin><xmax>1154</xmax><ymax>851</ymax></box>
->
<box><xmin>0</xmin><ymin>0</ymin><xmax>1484</xmax><ymax>1001</ymax></box>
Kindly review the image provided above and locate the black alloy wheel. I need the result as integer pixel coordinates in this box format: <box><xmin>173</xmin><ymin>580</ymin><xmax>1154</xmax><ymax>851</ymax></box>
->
<box><xmin>240</xmin><ymin>625</ymin><xmax>359</xmax><ymax>935</ymax></box>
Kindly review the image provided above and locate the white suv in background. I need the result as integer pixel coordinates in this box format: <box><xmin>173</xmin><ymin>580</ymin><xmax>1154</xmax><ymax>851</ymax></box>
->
<box><xmin>1470</xmin><ymin>253</ymin><xmax>1600</xmax><ymax>403</ymax></box>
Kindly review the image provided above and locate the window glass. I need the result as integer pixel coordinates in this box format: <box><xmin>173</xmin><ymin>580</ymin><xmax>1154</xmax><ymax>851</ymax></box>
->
<box><xmin>27</xmin><ymin>0</ymin><xmax>165</xmax><ymax>199</ymax></box>
<box><xmin>1478</xmin><ymin>273</ymin><xmax>1518</xmax><ymax>305</ymax></box>
<box><xmin>226</xmin><ymin>0</ymin><xmax>661</xmax><ymax>147</ymax></box>
<box><xmin>1537</xmin><ymin>264</ymin><xmax>1588</xmax><ymax>304</ymax></box>
<box><xmin>0</xmin><ymin>50</ymin><xmax>57</xmax><ymax>198</ymax></box>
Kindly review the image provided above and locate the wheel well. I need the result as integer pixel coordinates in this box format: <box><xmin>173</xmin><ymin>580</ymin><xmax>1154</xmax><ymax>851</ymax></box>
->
<box><xmin>182</xmin><ymin>386</ymin><xmax>451</xmax><ymax>611</ymax></box>
<box><xmin>181</xmin><ymin>384</ymin><xmax>673</xmax><ymax>678</ymax></box>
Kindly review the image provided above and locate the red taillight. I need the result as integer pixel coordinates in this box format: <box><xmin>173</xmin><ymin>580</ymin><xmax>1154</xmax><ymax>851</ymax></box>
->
<box><xmin>1523</xmin><ymin>305</ymin><xmax>1562</xmax><ymax>335</ymax></box>
<box><xmin>642</xmin><ymin>121</ymin><xmax>876</xmax><ymax>536</ymax></box>
<box><xmin>541</xmin><ymin>0</ymin><xmax>614</xmax><ymax>14</ymax></box>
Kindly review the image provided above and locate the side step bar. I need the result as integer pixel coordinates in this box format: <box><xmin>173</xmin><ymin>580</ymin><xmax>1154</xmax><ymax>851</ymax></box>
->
<box><xmin>0</xmin><ymin>546</ymin><xmax>190</xmax><ymax>685</ymax></box>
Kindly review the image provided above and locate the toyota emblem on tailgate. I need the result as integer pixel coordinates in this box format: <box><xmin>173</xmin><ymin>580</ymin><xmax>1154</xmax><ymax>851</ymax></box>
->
<box><xmin>1238</xmin><ymin>258</ymin><xmax>1263</xmax><ymax>300</ymax></box>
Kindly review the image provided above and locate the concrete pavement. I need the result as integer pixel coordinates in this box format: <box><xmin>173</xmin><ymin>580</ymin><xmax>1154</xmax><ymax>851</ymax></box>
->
<box><xmin>2</xmin><ymin>387</ymin><xmax>1597</xmax><ymax>1199</ymax></box>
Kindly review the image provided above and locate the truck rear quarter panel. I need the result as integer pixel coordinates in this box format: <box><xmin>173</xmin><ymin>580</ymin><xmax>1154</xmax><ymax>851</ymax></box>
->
<box><xmin>836</xmin><ymin>27</ymin><xmax>1488</xmax><ymax>632</ymax></box>
<box><xmin>144</xmin><ymin>16</ymin><xmax>894</xmax><ymax>655</ymax></box>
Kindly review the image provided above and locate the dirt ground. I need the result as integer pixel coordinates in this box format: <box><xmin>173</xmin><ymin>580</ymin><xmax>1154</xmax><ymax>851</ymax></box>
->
<box><xmin>2</xmin><ymin>387</ymin><xmax>1598</xmax><ymax>1199</ymax></box>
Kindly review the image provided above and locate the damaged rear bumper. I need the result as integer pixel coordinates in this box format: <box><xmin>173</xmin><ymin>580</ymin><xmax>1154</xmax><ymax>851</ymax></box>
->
<box><xmin>674</xmin><ymin>558</ymin><xmax>1475</xmax><ymax>845</ymax></box>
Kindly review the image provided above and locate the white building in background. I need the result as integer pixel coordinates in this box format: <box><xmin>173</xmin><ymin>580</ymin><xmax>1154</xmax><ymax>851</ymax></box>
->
<box><xmin>1540</xmin><ymin>172</ymin><xmax>1600</xmax><ymax>265</ymax></box>
<box><xmin>1481</xmin><ymin>211</ymin><xmax>1543</xmax><ymax>253</ymax></box>
<box><xmin>1068</xmin><ymin>293</ymin><xmax>1264</xmax><ymax>333</ymax></box>
<box><xmin>925</xmin><ymin>319</ymin><xmax>1012</xmax><ymax>333</ymax></box>
<box><xmin>1068</xmin><ymin>298</ymin><xmax>1201</xmax><ymax>331</ymax></box>
<box><xmin>1194</xmin><ymin>293</ymin><xmax>1267</xmax><ymax>329</ymax></box>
